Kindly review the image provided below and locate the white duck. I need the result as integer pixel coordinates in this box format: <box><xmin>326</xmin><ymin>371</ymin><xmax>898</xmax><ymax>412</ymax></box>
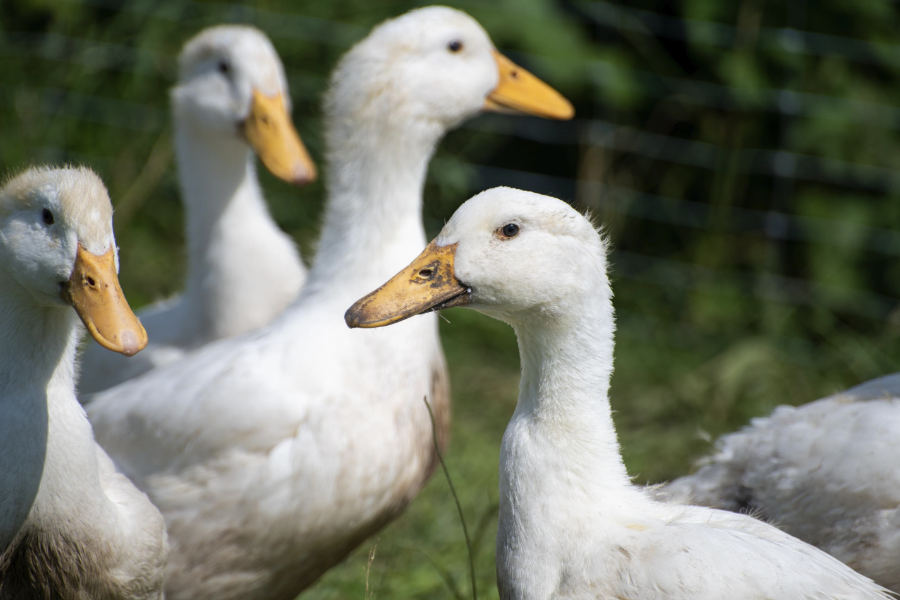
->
<box><xmin>0</xmin><ymin>167</ymin><xmax>168</xmax><ymax>599</ymax></box>
<box><xmin>86</xmin><ymin>7</ymin><xmax>573</xmax><ymax>600</ymax></box>
<box><xmin>78</xmin><ymin>25</ymin><xmax>315</xmax><ymax>396</ymax></box>
<box><xmin>346</xmin><ymin>186</ymin><xmax>892</xmax><ymax>600</ymax></box>
<box><xmin>658</xmin><ymin>372</ymin><xmax>900</xmax><ymax>592</ymax></box>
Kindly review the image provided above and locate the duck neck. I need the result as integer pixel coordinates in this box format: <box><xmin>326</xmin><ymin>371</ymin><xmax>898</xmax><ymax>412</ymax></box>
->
<box><xmin>175</xmin><ymin>118</ymin><xmax>290</xmax><ymax>329</ymax></box>
<box><xmin>305</xmin><ymin>115</ymin><xmax>443</xmax><ymax>295</ymax></box>
<box><xmin>0</xmin><ymin>270</ymin><xmax>103</xmax><ymax>547</ymax></box>
<box><xmin>507</xmin><ymin>283</ymin><xmax>629</xmax><ymax>490</ymax></box>
<box><xmin>0</xmin><ymin>274</ymin><xmax>77</xmax><ymax>394</ymax></box>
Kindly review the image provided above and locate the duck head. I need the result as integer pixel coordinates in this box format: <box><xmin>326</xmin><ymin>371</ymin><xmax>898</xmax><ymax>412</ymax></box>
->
<box><xmin>0</xmin><ymin>167</ymin><xmax>148</xmax><ymax>356</ymax></box>
<box><xmin>326</xmin><ymin>6</ymin><xmax>573</xmax><ymax>143</ymax></box>
<box><xmin>346</xmin><ymin>187</ymin><xmax>608</xmax><ymax>329</ymax></box>
<box><xmin>172</xmin><ymin>25</ymin><xmax>316</xmax><ymax>185</ymax></box>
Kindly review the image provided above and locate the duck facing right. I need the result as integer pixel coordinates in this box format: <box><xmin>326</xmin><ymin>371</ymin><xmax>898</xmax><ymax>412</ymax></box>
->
<box><xmin>346</xmin><ymin>186</ymin><xmax>892</xmax><ymax>600</ymax></box>
<box><xmin>85</xmin><ymin>8</ymin><xmax>573</xmax><ymax>600</ymax></box>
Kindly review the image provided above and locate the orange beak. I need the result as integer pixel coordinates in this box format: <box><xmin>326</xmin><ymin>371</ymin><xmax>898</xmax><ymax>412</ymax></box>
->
<box><xmin>61</xmin><ymin>245</ymin><xmax>148</xmax><ymax>356</ymax></box>
<box><xmin>346</xmin><ymin>241</ymin><xmax>469</xmax><ymax>329</ymax></box>
<box><xmin>242</xmin><ymin>90</ymin><xmax>317</xmax><ymax>186</ymax></box>
<box><xmin>484</xmin><ymin>51</ymin><xmax>574</xmax><ymax>120</ymax></box>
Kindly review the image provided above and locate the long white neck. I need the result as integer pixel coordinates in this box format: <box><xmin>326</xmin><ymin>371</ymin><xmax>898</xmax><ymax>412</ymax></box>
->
<box><xmin>0</xmin><ymin>280</ymin><xmax>76</xmax><ymax>394</ymax></box>
<box><xmin>0</xmin><ymin>271</ymin><xmax>109</xmax><ymax>548</ymax></box>
<box><xmin>174</xmin><ymin>117</ymin><xmax>304</xmax><ymax>339</ymax></box>
<box><xmin>495</xmin><ymin>278</ymin><xmax>631</xmax><ymax>597</ymax></box>
<box><xmin>303</xmin><ymin>113</ymin><xmax>445</xmax><ymax>298</ymax></box>
<box><xmin>501</xmin><ymin>277</ymin><xmax>630</xmax><ymax>506</ymax></box>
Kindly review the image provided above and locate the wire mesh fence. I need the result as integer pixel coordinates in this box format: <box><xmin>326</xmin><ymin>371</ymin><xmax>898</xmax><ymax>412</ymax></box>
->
<box><xmin>3</xmin><ymin>1</ymin><xmax>900</xmax><ymax>597</ymax></box>
<box><xmin>2</xmin><ymin>0</ymin><xmax>900</xmax><ymax>452</ymax></box>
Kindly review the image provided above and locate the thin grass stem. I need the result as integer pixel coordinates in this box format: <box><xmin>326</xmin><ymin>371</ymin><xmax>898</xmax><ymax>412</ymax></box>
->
<box><xmin>424</xmin><ymin>396</ymin><xmax>477</xmax><ymax>600</ymax></box>
<box><xmin>364</xmin><ymin>540</ymin><xmax>379</xmax><ymax>600</ymax></box>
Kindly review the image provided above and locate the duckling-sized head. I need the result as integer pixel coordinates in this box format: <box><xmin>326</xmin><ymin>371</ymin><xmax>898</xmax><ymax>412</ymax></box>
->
<box><xmin>172</xmin><ymin>25</ymin><xmax>316</xmax><ymax>186</ymax></box>
<box><xmin>346</xmin><ymin>187</ymin><xmax>608</xmax><ymax>328</ymax></box>
<box><xmin>326</xmin><ymin>6</ymin><xmax>574</xmax><ymax>139</ymax></box>
<box><xmin>0</xmin><ymin>166</ymin><xmax>148</xmax><ymax>356</ymax></box>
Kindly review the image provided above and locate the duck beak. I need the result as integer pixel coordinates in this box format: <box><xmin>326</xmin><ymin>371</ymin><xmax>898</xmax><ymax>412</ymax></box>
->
<box><xmin>242</xmin><ymin>89</ymin><xmax>317</xmax><ymax>186</ymax></box>
<box><xmin>61</xmin><ymin>245</ymin><xmax>148</xmax><ymax>356</ymax></box>
<box><xmin>484</xmin><ymin>51</ymin><xmax>574</xmax><ymax>120</ymax></box>
<box><xmin>345</xmin><ymin>241</ymin><xmax>470</xmax><ymax>329</ymax></box>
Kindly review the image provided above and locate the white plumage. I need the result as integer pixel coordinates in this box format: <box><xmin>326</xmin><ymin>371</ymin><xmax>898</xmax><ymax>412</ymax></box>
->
<box><xmin>660</xmin><ymin>373</ymin><xmax>900</xmax><ymax>592</ymax></box>
<box><xmin>86</xmin><ymin>7</ymin><xmax>572</xmax><ymax>600</ymax></box>
<box><xmin>348</xmin><ymin>186</ymin><xmax>892</xmax><ymax>600</ymax></box>
<box><xmin>78</xmin><ymin>26</ymin><xmax>314</xmax><ymax>396</ymax></box>
<box><xmin>0</xmin><ymin>167</ymin><xmax>168</xmax><ymax>599</ymax></box>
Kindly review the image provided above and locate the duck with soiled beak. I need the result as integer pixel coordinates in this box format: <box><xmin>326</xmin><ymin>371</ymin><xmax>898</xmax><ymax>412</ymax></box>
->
<box><xmin>345</xmin><ymin>186</ymin><xmax>892</xmax><ymax>600</ymax></box>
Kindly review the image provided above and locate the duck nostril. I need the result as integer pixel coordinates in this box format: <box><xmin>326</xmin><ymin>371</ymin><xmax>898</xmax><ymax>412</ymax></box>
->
<box><xmin>86</xmin><ymin>276</ymin><xmax>96</xmax><ymax>287</ymax></box>
<box><xmin>510</xmin><ymin>70</ymin><xmax>519</xmax><ymax>79</ymax></box>
<box><xmin>418</xmin><ymin>268</ymin><xmax>434</xmax><ymax>279</ymax></box>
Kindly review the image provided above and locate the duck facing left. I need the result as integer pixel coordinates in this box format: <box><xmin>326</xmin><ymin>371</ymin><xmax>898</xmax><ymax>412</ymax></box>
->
<box><xmin>0</xmin><ymin>166</ymin><xmax>168</xmax><ymax>599</ymax></box>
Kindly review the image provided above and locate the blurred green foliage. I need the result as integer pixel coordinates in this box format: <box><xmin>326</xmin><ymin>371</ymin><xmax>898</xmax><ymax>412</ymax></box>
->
<box><xmin>2</xmin><ymin>0</ymin><xmax>900</xmax><ymax>597</ymax></box>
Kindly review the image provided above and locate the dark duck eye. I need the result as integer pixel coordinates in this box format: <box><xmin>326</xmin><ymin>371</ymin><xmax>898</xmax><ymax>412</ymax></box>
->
<box><xmin>42</xmin><ymin>208</ymin><xmax>54</xmax><ymax>225</ymax></box>
<box><xmin>447</xmin><ymin>39</ymin><xmax>463</xmax><ymax>53</ymax></box>
<box><xmin>500</xmin><ymin>223</ymin><xmax>519</xmax><ymax>238</ymax></box>
<box><xmin>218</xmin><ymin>60</ymin><xmax>230</xmax><ymax>76</ymax></box>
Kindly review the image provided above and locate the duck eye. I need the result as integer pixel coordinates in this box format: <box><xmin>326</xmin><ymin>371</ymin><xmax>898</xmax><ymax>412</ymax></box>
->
<box><xmin>499</xmin><ymin>223</ymin><xmax>519</xmax><ymax>238</ymax></box>
<box><xmin>218</xmin><ymin>60</ymin><xmax>230</xmax><ymax>76</ymax></box>
<box><xmin>447</xmin><ymin>40</ymin><xmax>463</xmax><ymax>53</ymax></box>
<box><xmin>41</xmin><ymin>208</ymin><xmax>54</xmax><ymax>225</ymax></box>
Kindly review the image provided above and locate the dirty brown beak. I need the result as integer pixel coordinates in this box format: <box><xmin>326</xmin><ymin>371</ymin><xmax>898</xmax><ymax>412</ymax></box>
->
<box><xmin>242</xmin><ymin>89</ymin><xmax>317</xmax><ymax>186</ymax></box>
<box><xmin>484</xmin><ymin>51</ymin><xmax>574</xmax><ymax>120</ymax></box>
<box><xmin>345</xmin><ymin>241</ymin><xmax>470</xmax><ymax>329</ymax></box>
<box><xmin>61</xmin><ymin>245</ymin><xmax>148</xmax><ymax>356</ymax></box>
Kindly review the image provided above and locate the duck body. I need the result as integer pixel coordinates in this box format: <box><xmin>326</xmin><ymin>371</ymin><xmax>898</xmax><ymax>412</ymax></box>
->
<box><xmin>91</xmin><ymin>283</ymin><xmax>447</xmax><ymax>600</ymax></box>
<box><xmin>347</xmin><ymin>187</ymin><xmax>891</xmax><ymax>600</ymax></box>
<box><xmin>660</xmin><ymin>377</ymin><xmax>900</xmax><ymax>591</ymax></box>
<box><xmin>78</xmin><ymin>26</ymin><xmax>314</xmax><ymax>396</ymax></box>
<box><xmin>0</xmin><ymin>167</ymin><xmax>167</xmax><ymax>600</ymax></box>
<box><xmin>89</xmin><ymin>99</ymin><xmax>449</xmax><ymax>597</ymax></box>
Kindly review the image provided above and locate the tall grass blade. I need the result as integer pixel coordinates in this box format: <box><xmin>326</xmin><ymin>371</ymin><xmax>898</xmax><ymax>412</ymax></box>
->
<box><xmin>424</xmin><ymin>396</ymin><xmax>477</xmax><ymax>600</ymax></box>
<box><xmin>364</xmin><ymin>540</ymin><xmax>378</xmax><ymax>600</ymax></box>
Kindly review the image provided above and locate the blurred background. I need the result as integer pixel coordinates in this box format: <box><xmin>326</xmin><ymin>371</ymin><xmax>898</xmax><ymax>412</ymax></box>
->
<box><xmin>2</xmin><ymin>0</ymin><xmax>900</xmax><ymax>597</ymax></box>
